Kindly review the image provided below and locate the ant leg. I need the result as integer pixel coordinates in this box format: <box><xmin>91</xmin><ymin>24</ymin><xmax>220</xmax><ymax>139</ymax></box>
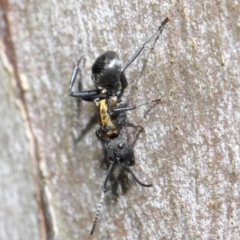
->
<box><xmin>69</xmin><ymin>55</ymin><xmax>83</xmax><ymax>95</ymax></box>
<box><xmin>95</xmin><ymin>129</ymin><xmax>104</xmax><ymax>141</ymax></box>
<box><xmin>95</xmin><ymin>129</ymin><xmax>109</xmax><ymax>143</ymax></box>
<box><xmin>131</xmin><ymin>125</ymin><xmax>144</xmax><ymax>147</ymax></box>
<box><xmin>76</xmin><ymin>59</ymin><xmax>84</xmax><ymax>112</ymax></box>
<box><xmin>117</xmin><ymin>112</ymin><xmax>144</xmax><ymax>130</ymax></box>
<box><xmin>69</xmin><ymin>55</ymin><xmax>100</xmax><ymax>99</ymax></box>
<box><xmin>117</xmin><ymin>18</ymin><xmax>169</xmax><ymax>97</ymax></box>
<box><xmin>120</xmin><ymin>164</ymin><xmax>152</xmax><ymax>187</ymax></box>
<box><xmin>112</xmin><ymin>99</ymin><xmax>162</xmax><ymax>113</ymax></box>
<box><xmin>117</xmin><ymin>73</ymin><xmax>128</xmax><ymax>98</ymax></box>
<box><xmin>73</xmin><ymin>71</ymin><xmax>99</xmax><ymax>144</ymax></box>
<box><xmin>90</xmin><ymin>162</ymin><xmax>115</xmax><ymax>235</ymax></box>
<box><xmin>115</xmin><ymin>18</ymin><xmax>169</xmax><ymax>98</ymax></box>
<box><xmin>121</xmin><ymin>17</ymin><xmax>169</xmax><ymax>74</ymax></box>
<box><xmin>108</xmin><ymin>100</ymin><xmax>144</xmax><ymax>129</ymax></box>
<box><xmin>111</xmin><ymin>99</ymin><xmax>162</xmax><ymax>131</ymax></box>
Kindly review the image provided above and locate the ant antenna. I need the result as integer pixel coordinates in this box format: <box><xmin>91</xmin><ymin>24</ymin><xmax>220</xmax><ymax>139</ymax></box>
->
<box><xmin>90</xmin><ymin>191</ymin><xmax>105</xmax><ymax>235</ymax></box>
<box><xmin>121</xmin><ymin>164</ymin><xmax>152</xmax><ymax>187</ymax></box>
<box><xmin>90</xmin><ymin>162</ymin><xmax>115</xmax><ymax>235</ymax></box>
<box><xmin>121</xmin><ymin>17</ymin><xmax>169</xmax><ymax>74</ymax></box>
<box><xmin>69</xmin><ymin>54</ymin><xmax>84</xmax><ymax>95</ymax></box>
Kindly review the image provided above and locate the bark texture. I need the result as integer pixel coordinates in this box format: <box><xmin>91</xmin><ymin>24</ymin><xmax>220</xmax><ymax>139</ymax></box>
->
<box><xmin>0</xmin><ymin>1</ymin><xmax>239</xmax><ymax>240</ymax></box>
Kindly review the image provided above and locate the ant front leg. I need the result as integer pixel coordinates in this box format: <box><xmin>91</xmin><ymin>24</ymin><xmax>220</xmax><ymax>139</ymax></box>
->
<box><xmin>69</xmin><ymin>55</ymin><xmax>101</xmax><ymax>101</ymax></box>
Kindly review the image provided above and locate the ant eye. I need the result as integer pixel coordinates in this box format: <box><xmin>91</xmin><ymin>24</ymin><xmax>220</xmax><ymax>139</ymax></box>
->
<box><xmin>118</xmin><ymin>143</ymin><xmax>125</xmax><ymax>150</ymax></box>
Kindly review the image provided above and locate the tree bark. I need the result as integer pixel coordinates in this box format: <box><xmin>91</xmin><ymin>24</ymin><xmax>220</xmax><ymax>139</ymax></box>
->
<box><xmin>0</xmin><ymin>1</ymin><xmax>239</xmax><ymax>239</ymax></box>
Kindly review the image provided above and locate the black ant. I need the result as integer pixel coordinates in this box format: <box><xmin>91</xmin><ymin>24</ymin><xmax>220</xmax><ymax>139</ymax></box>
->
<box><xmin>68</xmin><ymin>17</ymin><xmax>169</xmax><ymax>235</ymax></box>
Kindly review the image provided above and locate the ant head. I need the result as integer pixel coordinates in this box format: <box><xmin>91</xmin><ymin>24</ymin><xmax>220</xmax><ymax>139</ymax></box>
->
<box><xmin>91</xmin><ymin>51</ymin><xmax>121</xmax><ymax>89</ymax></box>
<box><xmin>104</xmin><ymin>135</ymin><xmax>135</xmax><ymax>167</ymax></box>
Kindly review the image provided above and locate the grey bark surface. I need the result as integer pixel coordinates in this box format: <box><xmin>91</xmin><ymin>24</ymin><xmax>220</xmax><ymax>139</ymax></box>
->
<box><xmin>0</xmin><ymin>1</ymin><xmax>240</xmax><ymax>240</ymax></box>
